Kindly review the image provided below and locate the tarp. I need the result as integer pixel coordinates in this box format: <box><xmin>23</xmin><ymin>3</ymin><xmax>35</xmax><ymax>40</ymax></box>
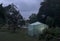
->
<box><xmin>27</xmin><ymin>21</ymin><xmax>48</xmax><ymax>37</ymax></box>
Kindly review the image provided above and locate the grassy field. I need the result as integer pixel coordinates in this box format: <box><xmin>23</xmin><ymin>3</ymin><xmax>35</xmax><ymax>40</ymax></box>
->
<box><xmin>0</xmin><ymin>25</ymin><xmax>38</xmax><ymax>41</ymax></box>
<box><xmin>0</xmin><ymin>25</ymin><xmax>60</xmax><ymax>41</ymax></box>
<box><xmin>0</xmin><ymin>30</ymin><xmax>38</xmax><ymax>41</ymax></box>
<box><xmin>0</xmin><ymin>31</ymin><xmax>38</xmax><ymax>41</ymax></box>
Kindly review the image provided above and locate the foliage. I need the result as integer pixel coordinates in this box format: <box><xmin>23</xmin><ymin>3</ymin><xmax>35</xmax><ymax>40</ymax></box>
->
<box><xmin>0</xmin><ymin>4</ymin><xmax>6</xmax><ymax>24</ymax></box>
<box><xmin>37</xmin><ymin>0</ymin><xmax>60</xmax><ymax>27</ymax></box>
<box><xmin>0</xmin><ymin>3</ymin><xmax>25</xmax><ymax>27</ymax></box>
<box><xmin>29</xmin><ymin>13</ymin><xmax>37</xmax><ymax>23</ymax></box>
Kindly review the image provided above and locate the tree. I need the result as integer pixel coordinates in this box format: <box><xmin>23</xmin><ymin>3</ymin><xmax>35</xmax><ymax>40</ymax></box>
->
<box><xmin>0</xmin><ymin>4</ymin><xmax>25</xmax><ymax>31</ymax></box>
<box><xmin>4</xmin><ymin>4</ymin><xmax>24</xmax><ymax>25</ymax></box>
<box><xmin>29</xmin><ymin>13</ymin><xmax>37</xmax><ymax>23</ymax></box>
<box><xmin>0</xmin><ymin>4</ymin><xmax>6</xmax><ymax>25</ymax></box>
<box><xmin>37</xmin><ymin>0</ymin><xmax>60</xmax><ymax>27</ymax></box>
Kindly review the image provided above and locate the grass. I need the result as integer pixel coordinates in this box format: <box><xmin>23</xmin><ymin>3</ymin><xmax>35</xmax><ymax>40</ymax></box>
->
<box><xmin>0</xmin><ymin>25</ymin><xmax>60</xmax><ymax>41</ymax></box>
<box><xmin>45</xmin><ymin>27</ymin><xmax>60</xmax><ymax>41</ymax></box>
<box><xmin>0</xmin><ymin>26</ymin><xmax>38</xmax><ymax>41</ymax></box>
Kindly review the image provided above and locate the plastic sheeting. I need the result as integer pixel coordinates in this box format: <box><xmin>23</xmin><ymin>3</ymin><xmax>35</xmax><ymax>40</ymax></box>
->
<box><xmin>27</xmin><ymin>22</ymin><xmax>48</xmax><ymax>37</ymax></box>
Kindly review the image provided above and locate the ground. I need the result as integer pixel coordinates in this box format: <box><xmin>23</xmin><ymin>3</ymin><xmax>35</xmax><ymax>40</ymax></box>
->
<box><xmin>0</xmin><ymin>25</ymin><xmax>39</xmax><ymax>41</ymax></box>
<box><xmin>0</xmin><ymin>25</ymin><xmax>60</xmax><ymax>41</ymax></box>
<box><xmin>0</xmin><ymin>31</ymin><xmax>38</xmax><ymax>41</ymax></box>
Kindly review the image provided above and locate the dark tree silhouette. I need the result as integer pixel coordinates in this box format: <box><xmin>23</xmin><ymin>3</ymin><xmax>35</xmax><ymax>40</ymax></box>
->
<box><xmin>37</xmin><ymin>0</ymin><xmax>60</xmax><ymax>27</ymax></box>
<box><xmin>29</xmin><ymin>13</ymin><xmax>37</xmax><ymax>23</ymax></box>
<box><xmin>0</xmin><ymin>3</ymin><xmax>24</xmax><ymax>32</ymax></box>
<box><xmin>0</xmin><ymin>4</ymin><xmax>6</xmax><ymax>26</ymax></box>
<box><xmin>4</xmin><ymin>4</ymin><xmax>24</xmax><ymax>32</ymax></box>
